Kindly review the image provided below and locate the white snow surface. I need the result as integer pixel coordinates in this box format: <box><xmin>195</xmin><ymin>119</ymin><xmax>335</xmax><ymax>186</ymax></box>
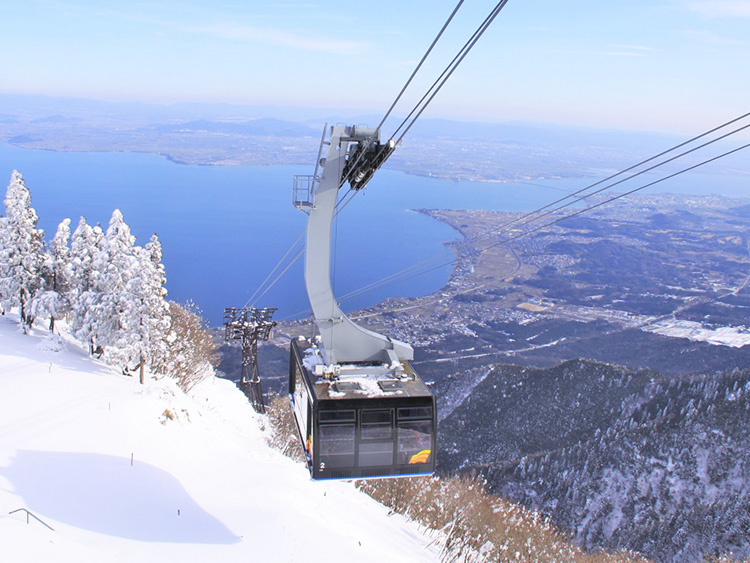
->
<box><xmin>0</xmin><ymin>313</ymin><xmax>439</xmax><ymax>562</ymax></box>
<box><xmin>643</xmin><ymin>319</ymin><xmax>750</xmax><ymax>348</ymax></box>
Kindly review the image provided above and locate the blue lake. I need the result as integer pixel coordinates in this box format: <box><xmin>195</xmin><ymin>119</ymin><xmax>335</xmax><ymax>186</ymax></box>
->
<box><xmin>1</xmin><ymin>142</ymin><xmax>747</xmax><ymax>325</ymax></box>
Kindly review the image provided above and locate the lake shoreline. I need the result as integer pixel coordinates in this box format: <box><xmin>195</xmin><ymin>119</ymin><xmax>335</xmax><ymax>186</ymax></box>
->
<box><xmin>3</xmin><ymin>140</ymin><xmax>582</xmax><ymax>185</ymax></box>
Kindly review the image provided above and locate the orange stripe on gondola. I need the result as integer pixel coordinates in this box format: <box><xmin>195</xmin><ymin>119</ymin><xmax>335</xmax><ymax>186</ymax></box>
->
<box><xmin>408</xmin><ymin>449</ymin><xmax>431</xmax><ymax>464</ymax></box>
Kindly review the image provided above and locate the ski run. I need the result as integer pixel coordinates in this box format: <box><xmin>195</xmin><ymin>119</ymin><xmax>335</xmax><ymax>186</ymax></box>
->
<box><xmin>0</xmin><ymin>312</ymin><xmax>441</xmax><ymax>562</ymax></box>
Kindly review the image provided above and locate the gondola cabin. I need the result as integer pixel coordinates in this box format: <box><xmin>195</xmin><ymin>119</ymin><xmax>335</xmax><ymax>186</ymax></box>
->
<box><xmin>289</xmin><ymin>338</ymin><xmax>436</xmax><ymax>480</ymax></box>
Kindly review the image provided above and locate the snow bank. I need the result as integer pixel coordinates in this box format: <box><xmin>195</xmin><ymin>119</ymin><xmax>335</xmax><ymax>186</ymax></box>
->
<box><xmin>0</xmin><ymin>313</ymin><xmax>439</xmax><ymax>562</ymax></box>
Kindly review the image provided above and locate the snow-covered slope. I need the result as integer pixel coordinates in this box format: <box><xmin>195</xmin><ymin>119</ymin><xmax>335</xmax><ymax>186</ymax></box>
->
<box><xmin>0</xmin><ymin>313</ymin><xmax>439</xmax><ymax>562</ymax></box>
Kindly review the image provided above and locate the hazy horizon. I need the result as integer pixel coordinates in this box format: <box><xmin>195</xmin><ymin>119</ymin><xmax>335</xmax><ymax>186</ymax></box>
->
<box><xmin>3</xmin><ymin>1</ymin><xmax>749</xmax><ymax>136</ymax></box>
<box><xmin>0</xmin><ymin>91</ymin><xmax>705</xmax><ymax>139</ymax></box>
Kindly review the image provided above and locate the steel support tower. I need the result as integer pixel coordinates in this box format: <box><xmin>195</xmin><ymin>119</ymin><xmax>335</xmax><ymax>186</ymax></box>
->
<box><xmin>223</xmin><ymin>307</ymin><xmax>277</xmax><ymax>413</ymax></box>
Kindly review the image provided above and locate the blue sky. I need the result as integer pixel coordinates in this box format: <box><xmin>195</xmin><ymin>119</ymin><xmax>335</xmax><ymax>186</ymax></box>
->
<box><xmin>1</xmin><ymin>0</ymin><xmax>748</xmax><ymax>133</ymax></box>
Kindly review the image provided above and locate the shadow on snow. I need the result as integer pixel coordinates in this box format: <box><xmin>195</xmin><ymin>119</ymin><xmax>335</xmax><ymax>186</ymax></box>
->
<box><xmin>2</xmin><ymin>450</ymin><xmax>239</xmax><ymax>544</ymax></box>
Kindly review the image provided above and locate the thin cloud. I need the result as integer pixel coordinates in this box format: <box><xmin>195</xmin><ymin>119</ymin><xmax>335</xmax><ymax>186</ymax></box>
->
<box><xmin>680</xmin><ymin>0</ymin><xmax>750</xmax><ymax>17</ymax></box>
<box><xmin>269</xmin><ymin>3</ymin><xmax>318</xmax><ymax>8</ymax></box>
<box><xmin>383</xmin><ymin>58</ymin><xmax>422</xmax><ymax>70</ymax></box>
<box><xmin>595</xmin><ymin>45</ymin><xmax>657</xmax><ymax>58</ymax></box>
<box><xmin>38</xmin><ymin>1</ymin><xmax>367</xmax><ymax>54</ymax></box>
<box><xmin>188</xmin><ymin>23</ymin><xmax>371</xmax><ymax>54</ymax></box>
<box><xmin>550</xmin><ymin>47</ymin><xmax>652</xmax><ymax>58</ymax></box>
<box><xmin>605</xmin><ymin>50</ymin><xmax>650</xmax><ymax>57</ymax></box>
<box><xmin>681</xmin><ymin>28</ymin><xmax>748</xmax><ymax>45</ymax></box>
<box><xmin>611</xmin><ymin>44</ymin><xmax>659</xmax><ymax>52</ymax></box>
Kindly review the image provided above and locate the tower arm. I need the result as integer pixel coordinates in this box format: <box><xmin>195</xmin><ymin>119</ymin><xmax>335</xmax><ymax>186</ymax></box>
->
<box><xmin>304</xmin><ymin>124</ymin><xmax>413</xmax><ymax>366</ymax></box>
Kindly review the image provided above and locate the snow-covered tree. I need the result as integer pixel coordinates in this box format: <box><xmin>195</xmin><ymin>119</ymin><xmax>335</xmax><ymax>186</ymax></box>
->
<box><xmin>70</xmin><ymin>217</ymin><xmax>101</xmax><ymax>296</ymax></box>
<box><xmin>126</xmin><ymin>234</ymin><xmax>171</xmax><ymax>383</ymax></box>
<box><xmin>70</xmin><ymin>217</ymin><xmax>104</xmax><ymax>354</ymax></box>
<box><xmin>87</xmin><ymin>214</ymin><xmax>174</xmax><ymax>381</ymax></box>
<box><xmin>0</xmin><ymin>171</ymin><xmax>46</xmax><ymax>331</ymax></box>
<box><xmin>31</xmin><ymin>218</ymin><xmax>73</xmax><ymax>332</ymax></box>
<box><xmin>68</xmin><ymin>212</ymin><xmax>172</xmax><ymax>382</ymax></box>
<box><xmin>94</xmin><ymin>209</ymin><xmax>139</xmax><ymax>369</ymax></box>
<box><xmin>0</xmin><ymin>214</ymin><xmax>7</xmax><ymax>315</ymax></box>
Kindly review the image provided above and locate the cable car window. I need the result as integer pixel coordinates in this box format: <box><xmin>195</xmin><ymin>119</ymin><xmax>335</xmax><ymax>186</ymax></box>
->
<box><xmin>397</xmin><ymin>421</ymin><xmax>433</xmax><ymax>465</ymax></box>
<box><xmin>319</xmin><ymin>423</ymin><xmax>355</xmax><ymax>468</ymax></box>
<box><xmin>361</xmin><ymin>408</ymin><xmax>393</xmax><ymax>440</ymax></box>
<box><xmin>359</xmin><ymin>441</ymin><xmax>393</xmax><ymax>466</ymax></box>
<box><xmin>293</xmin><ymin>367</ymin><xmax>310</xmax><ymax>435</ymax></box>
<box><xmin>397</xmin><ymin>406</ymin><xmax>433</xmax><ymax>420</ymax></box>
<box><xmin>361</xmin><ymin>425</ymin><xmax>393</xmax><ymax>440</ymax></box>
<box><xmin>362</xmin><ymin>409</ymin><xmax>391</xmax><ymax>425</ymax></box>
<box><xmin>319</xmin><ymin>410</ymin><xmax>356</xmax><ymax>423</ymax></box>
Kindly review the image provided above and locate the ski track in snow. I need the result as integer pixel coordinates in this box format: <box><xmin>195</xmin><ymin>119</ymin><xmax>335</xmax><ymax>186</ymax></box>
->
<box><xmin>0</xmin><ymin>313</ymin><xmax>440</xmax><ymax>562</ymax></box>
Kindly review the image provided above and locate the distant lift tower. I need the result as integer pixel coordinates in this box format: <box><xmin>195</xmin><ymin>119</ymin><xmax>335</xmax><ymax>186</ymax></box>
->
<box><xmin>223</xmin><ymin>307</ymin><xmax>277</xmax><ymax>413</ymax></box>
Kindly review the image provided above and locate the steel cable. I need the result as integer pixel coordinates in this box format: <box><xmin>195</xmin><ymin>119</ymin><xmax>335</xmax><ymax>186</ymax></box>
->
<box><xmin>337</xmin><ymin>115</ymin><xmax>750</xmax><ymax>303</ymax></box>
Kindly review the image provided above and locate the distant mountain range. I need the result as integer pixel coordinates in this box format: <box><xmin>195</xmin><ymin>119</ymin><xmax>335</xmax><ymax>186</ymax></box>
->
<box><xmin>147</xmin><ymin>118</ymin><xmax>320</xmax><ymax>137</ymax></box>
<box><xmin>8</xmin><ymin>92</ymin><xmax>737</xmax><ymax>182</ymax></box>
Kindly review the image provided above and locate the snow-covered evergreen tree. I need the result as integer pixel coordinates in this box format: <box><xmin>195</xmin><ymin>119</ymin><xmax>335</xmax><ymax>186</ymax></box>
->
<box><xmin>95</xmin><ymin>209</ymin><xmax>139</xmax><ymax>369</ymax></box>
<box><xmin>0</xmin><ymin>171</ymin><xmax>46</xmax><ymax>331</ymax></box>
<box><xmin>70</xmin><ymin>217</ymin><xmax>104</xmax><ymax>354</ymax></box>
<box><xmin>126</xmin><ymin>234</ymin><xmax>171</xmax><ymax>383</ymax></box>
<box><xmin>0</xmin><ymin>171</ymin><xmax>183</xmax><ymax>386</ymax></box>
<box><xmin>31</xmin><ymin>218</ymin><xmax>73</xmax><ymax>332</ymax></box>
<box><xmin>0</xmin><ymin>213</ymin><xmax>7</xmax><ymax>315</ymax></box>
<box><xmin>0</xmin><ymin>171</ymin><xmax>176</xmax><ymax>383</ymax></box>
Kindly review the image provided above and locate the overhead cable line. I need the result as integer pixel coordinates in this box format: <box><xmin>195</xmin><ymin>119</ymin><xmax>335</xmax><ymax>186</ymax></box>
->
<box><xmin>375</xmin><ymin>0</ymin><xmax>466</xmax><ymax>135</ymax></box>
<box><xmin>469</xmin><ymin>119</ymin><xmax>750</xmax><ymax>251</ymax></box>
<box><xmin>243</xmin><ymin>229</ymin><xmax>306</xmax><ymax>309</ymax></box>
<box><xmin>337</xmin><ymin>114</ymin><xmax>750</xmax><ymax>304</ymax></box>
<box><xmin>338</xmin><ymin>114</ymin><xmax>750</xmax><ymax>301</ymax></box>
<box><xmin>333</xmin><ymin>0</ymin><xmax>470</xmax><ymax>211</ymax></box>
<box><xmin>276</xmin><ymin>123</ymin><xmax>750</xmax><ymax>325</ymax></box>
<box><xmin>249</xmin><ymin>246</ymin><xmax>306</xmax><ymax>308</ymax></box>
<box><xmin>245</xmin><ymin>0</ymin><xmax>513</xmax><ymax>313</ymax></box>
<box><xmin>336</xmin><ymin>0</ymin><xmax>509</xmax><ymax>207</ymax></box>
<box><xmin>482</xmin><ymin>110</ymin><xmax>750</xmax><ymax>234</ymax></box>
<box><xmin>339</xmin><ymin>125</ymin><xmax>750</xmax><ymax>303</ymax></box>
<box><xmin>465</xmin><ymin>140</ymin><xmax>750</xmax><ymax>258</ymax></box>
<box><xmin>343</xmin><ymin>139</ymin><xmax>750</xmax><ymax>306</ymax></box>
<box><xmin>341</xmin><ymin>120</ymin><xmax>750</xmax><ymax>301</ymax></box>
<box><xmin>391</xmin><ymin>0</ymin><xmax>512</xmax><ymax>144</ymax></box>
